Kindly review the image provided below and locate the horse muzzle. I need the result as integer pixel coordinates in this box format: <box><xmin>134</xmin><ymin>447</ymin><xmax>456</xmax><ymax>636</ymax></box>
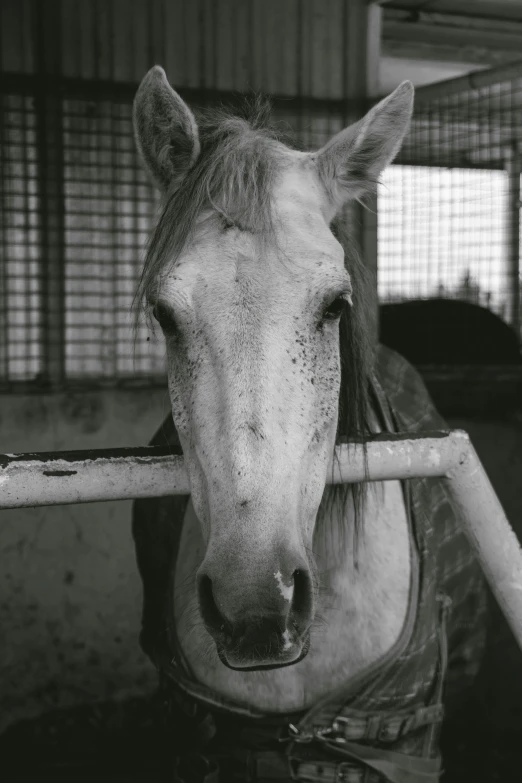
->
<box><xmin>196</xmin><ymin>559</ymin><xmax>314</xmax><ymax>669</ymax></box>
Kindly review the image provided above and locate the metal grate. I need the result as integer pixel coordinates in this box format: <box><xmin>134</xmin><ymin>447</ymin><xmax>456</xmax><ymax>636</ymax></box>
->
<box><xmin>0</xmin><ymin>93</ymin><xmax>42</xmax><ymax>382</ymax></box>
<box><xmin>0</xmin><ymin>0</ymin><xmax>382</xmax><ymax>391</ymax></box>
<box><xmin>379</xmin><ymin>166</ymin><xmax>508</xmax><ymax>310</ymax></box>
<box><xmin>62</xmin><ymin>98</ymin><xmax>162</xmax><ymax>379</ymax></box>
<box><xmin>378</xmin><ymin>69</ymin><xmax>522</xmax><ymax>338</ymax></box>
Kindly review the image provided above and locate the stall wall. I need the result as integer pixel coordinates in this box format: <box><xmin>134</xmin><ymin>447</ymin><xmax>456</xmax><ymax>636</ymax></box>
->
<box><xmin>0</xmin><ymin>389</ymin><xmax>170</xmax><ymax>732</ymax></box>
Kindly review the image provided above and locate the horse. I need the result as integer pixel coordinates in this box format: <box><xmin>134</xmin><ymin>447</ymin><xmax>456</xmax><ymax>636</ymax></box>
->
<box><xmin>380</xmin><ymin>298</ymin><xmax>522</xmax><ymax>366</ymax></box>
<box><xmin>132</xmin><ymin>67</ymin><xmax>487</xmax><ymax>783</ymax></box>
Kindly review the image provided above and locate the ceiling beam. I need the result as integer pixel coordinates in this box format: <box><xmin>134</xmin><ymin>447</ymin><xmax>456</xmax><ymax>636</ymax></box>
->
<box><xmin>384</xmin><ymin>20</ymin><xmax>522</xmax><ymax>52</ymax></box>
<box><xmin>384</xmin><ymin>1</ymin><xmax>522</xmax><ymax>24</ymax></box>
<box><xmin>383</xmin><ymin>7</ymin><xmax>522</xmax><ymax>63</ymax></box>
<box><xmin>382</xmin><ymin>39</ymin><xmax>519</xmax><ymax>68</ymax></box>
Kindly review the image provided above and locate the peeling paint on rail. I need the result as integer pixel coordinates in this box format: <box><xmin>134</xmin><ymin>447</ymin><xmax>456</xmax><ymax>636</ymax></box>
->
<box><xmin>0</xmin><ymin>444</ymin><xmax>182</xmax><ymax>468</ymax></box>
<box><xmin>42</xmin><ymin>470</ymin><xmax>78</xmax><ymax>477</ymax></box>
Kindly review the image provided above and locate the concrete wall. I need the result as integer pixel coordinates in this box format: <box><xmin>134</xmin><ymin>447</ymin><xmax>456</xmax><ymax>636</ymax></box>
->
<box><xmin>0</xmin><ymin>388</ymin><xmax>170</xmax><ymax>733</ymax></box>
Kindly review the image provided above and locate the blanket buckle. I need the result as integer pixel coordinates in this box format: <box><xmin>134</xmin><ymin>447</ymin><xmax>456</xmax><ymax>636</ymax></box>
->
<box><xmin>287</xmin><ymin>723</ymin><xmax>341</xmax><ymax>745</ymax></box>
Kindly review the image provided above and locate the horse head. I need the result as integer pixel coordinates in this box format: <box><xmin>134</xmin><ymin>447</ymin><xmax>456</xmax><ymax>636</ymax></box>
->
<box><xmin>133</xmin><ymin>67</ymin><xmax>413</xmax><ymax>670</ymax></box>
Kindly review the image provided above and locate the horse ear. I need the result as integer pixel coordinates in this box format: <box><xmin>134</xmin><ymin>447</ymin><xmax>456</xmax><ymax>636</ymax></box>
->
<box><xmin>315</xmin><ymin>81</ymin><xmax>414</xmax><ymax>213</ymax></box>
<box><xmin>133</xmin><ymin>66</ymin><xmax>200</xmax><ymax>192</ymax></box>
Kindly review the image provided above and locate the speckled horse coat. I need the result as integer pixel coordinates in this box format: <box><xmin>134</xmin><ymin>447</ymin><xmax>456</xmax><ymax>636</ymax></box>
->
<box><xmin>132</xmin><ymin>345</ymin><xmax>487</xmax><ymax>783</ymax></box>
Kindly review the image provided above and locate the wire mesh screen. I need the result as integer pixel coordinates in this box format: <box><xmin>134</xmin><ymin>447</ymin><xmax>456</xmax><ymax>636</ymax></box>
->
<box><xmin>0</xmin><ymin>92</ymin><xmax>164</xmax><ymax>386</ymax></box>
<box><xmin>62</xmin><ymin>98</ymin><xmax>161</xmax><ymax>379</ymax></box>
<box><xmin>0</xmin><ymin>93</ymin><xmax>42</xmax><ymax>382</ymax></box>
<box><xmin>378</xmin><ymin>72</ymin><xmax>522</xmax><ymax>337</ymax></box>
<box><xmin>4</xmin><ymin>74</ymin><xmax>521</xmax><ymax>387</ymax></box>
<box><xmin>2</xmin><ymin>0</ymin><xmax>376</xmax><ymax>390</ymax></box>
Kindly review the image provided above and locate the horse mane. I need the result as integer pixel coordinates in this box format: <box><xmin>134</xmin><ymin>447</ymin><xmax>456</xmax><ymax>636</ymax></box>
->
<box><xmin>323</xmin><ymin>217</ymin><xmax>372</xmax><ymax>556</ymax></box>
<box><xmin>135</xmin><ymin>97</ymin><xmax>372</xmax><ymax>549</ymax></box>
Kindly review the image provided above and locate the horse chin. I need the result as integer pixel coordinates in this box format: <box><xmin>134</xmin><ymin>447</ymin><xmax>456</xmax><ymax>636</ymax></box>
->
<box><xmin>216</xmin><ymin>631</ymin><xmax>311</xmax><ymax>672</ymax></box>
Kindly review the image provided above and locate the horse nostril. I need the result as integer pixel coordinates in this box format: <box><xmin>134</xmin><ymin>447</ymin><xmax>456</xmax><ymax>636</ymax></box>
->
<box><xmin>197</xmin><ymin>574</ymin><xmax>230</xmax><ymax>636</ymax></box>
<box><xmin>290</xmin><ymin>568</ymin><xmax>313</xmax><ymax>630</ymax></box>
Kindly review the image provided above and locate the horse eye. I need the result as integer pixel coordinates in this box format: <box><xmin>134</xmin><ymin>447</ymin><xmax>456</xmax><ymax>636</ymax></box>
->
<box><xmin>152</xmin><ymin>303</ymin><xmax>177</xmax><ymax>335</ymax></box>
<box><xmin>322</xmin><ymin>296</ymin><xmax>347</xmax><ymax>321</ymax></box>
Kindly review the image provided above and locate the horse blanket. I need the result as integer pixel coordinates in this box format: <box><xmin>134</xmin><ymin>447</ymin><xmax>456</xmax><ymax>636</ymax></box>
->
<box><xmin>132</xmin><ymin>345</ymin><xmax>487</xmax><ymax>783</ymax></box>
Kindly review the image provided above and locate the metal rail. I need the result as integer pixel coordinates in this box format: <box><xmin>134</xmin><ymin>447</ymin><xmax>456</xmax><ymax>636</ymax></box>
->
<box><xmin>2</xmin><ymin>429</ymin><xmax>522</xmax><ymax>649</ymax></box>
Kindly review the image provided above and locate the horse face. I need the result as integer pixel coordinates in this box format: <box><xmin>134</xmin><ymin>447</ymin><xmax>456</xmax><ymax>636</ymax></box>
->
<box><xmin>134</xmin><ymin>67</ymin><xmax>413</xmax><ymax>669</ymax></box>
<box><xmin>158</xmin><ymin>170</ymin><xmax>347</xmax><ymax>668</ymax></box>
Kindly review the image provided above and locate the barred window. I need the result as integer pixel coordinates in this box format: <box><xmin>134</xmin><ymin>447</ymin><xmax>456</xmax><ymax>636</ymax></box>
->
<box><xmin>62</xmin><ymin>98</ymin><xmax>162</xmax><ymax>379</ymax></box>
<box><xmin>377</xmin><ymin>72</ymin><xmax>522</xmax><ymax>344</ymax></box>
<box><xmin>3</xmin><ymin>67</ymin><xmax>522</xmax><ymax>391</ymax></box>
<box><xmin>379</xmin><ymin>165</ymin><xmax>509</xmax><ymax>317</ymax></box>
<box><xmin>0</xmin><ymin>94</ymin><xmax>42</xmax><ymax>382</ymax></box>
<box><xmin>1</xmin><ymin>89</ymin><xmax>165</xmax><ymax>389</ymax></box>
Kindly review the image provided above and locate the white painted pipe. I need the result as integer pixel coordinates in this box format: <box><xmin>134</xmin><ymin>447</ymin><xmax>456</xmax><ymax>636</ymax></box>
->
<box><xmin>445</xmin><ymin>441</ymin><xmax>522</xmax><ymax>651</ymax></box>
<box><xmin>0</xmin><ymin>446</ymin><xmax>191</xmax><ymax>508</ymax></box>
<box><xmin>0</xmin><ymin>432</ymin><xmax>452</xmax><ymax>508</ymax></box>
<box><xmin>0</xmin><ymin>431</ymin><xmax>461</xmax><ymax>509</ymax></box>
<box><xmin>1</xmin><ymin>430</ymin><xmax>522</xmax><ymax>649</ymax></box>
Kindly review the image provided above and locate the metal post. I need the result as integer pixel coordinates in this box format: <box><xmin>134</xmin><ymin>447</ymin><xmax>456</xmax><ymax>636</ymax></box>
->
<box><xmin>343</xmin><ymin>0</ymin><xmax>382</xmax><ymax>345</ymax></box>
<box><xmin>35</xmin><ymin>0</ymin><xmax>66</xmax><ymax>386</ymax></box>
<box><xmin>506</xmin><ymin>150</ymin><xmax>521</xmax><ymax>339</ymax></box>
<box><xmin>0</xmin><ymin>91</ymin><xmax>8</xmax><ymax>380</ymax></box>
<box><xmin>445</xmin><ymin>439</ymin><xmax>522</xmax><ymax>652</ymax></box>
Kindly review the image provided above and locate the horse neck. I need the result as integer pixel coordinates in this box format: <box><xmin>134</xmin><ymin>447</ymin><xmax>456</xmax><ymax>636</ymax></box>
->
<box><xmin>173</xmin><ymin>406</ymin><xmax>412</xmax><ymax>714</ymax></box>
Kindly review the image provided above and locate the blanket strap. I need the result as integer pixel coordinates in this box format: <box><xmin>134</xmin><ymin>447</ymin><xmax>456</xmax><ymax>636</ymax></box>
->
<box><xmin>295</xmin><ymin>703</ymin><xmax>444</xmax><ymax>745</ymax></box>
<box><xmin>170</xmin><ymin>744</ymin><xmax>441</xmax><ymax>783</ymax></box>
<box><xmin>288</xmin><ymin>740</ymin><xmax>441</xmax><ymax>783</ymax></box>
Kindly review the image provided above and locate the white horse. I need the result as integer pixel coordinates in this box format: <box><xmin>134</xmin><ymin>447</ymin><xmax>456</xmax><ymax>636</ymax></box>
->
<box><xmin>132</xmin><ymin>67</ymin><xmax>485</xmax><ymax>783</ymax></box>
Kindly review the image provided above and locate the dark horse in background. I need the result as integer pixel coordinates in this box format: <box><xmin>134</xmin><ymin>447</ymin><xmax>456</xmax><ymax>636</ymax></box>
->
<box><xmin>380</xmin><ymin>298</ymin><xmax>521</xmax><ymax>365</ymax></box>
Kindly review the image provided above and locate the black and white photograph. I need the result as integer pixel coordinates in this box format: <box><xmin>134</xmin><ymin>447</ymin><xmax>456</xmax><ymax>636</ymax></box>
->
<box><xmin>1</xmin><ymin>1</ymin><xmax>522</xmax><ymax>781</ymax></box>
